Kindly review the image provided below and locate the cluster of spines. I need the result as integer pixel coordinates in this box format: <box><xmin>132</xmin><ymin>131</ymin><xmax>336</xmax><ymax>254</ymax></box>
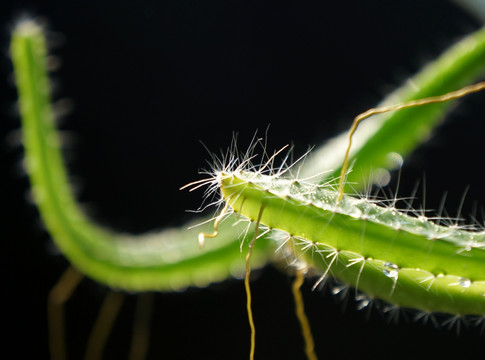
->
<box><xmin>228</xmin><ymin>170</ymin><xmax>485</xmax><ymax>252</ymax></box>
<box><xmin>265</xmin><ymin>231</ymin><xmax>485</xmax><ymax>333</ymax></box>
<box><xmin>212</xmin><ymin>162</ymin><xmax>485</xmax><ymax>324</ymax></box>
<box><xmin>316</xmin><ymin>271</ymin><xmax>485</xmax><ymax>334</ymax></box>
<box><xmin>185</xmin><ymin>131</ymin><xmax>485</xmax><ymax>329</ymax></box>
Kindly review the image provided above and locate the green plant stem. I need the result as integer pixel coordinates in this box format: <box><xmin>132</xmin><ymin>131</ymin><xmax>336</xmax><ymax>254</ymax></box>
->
<box><xmin>10</xmin><ymin>20</ymin><xmax>272</xmax><ymax>291</ymax></box>
<box><xmin>303</xmin><ymin>26</ymin><xmax>485</xmax><ymax>191</ymax></box>
<box><xmin>11</xmin><ymin>20</ymin><xmax>485</xmax><ymax>293</ymax></box>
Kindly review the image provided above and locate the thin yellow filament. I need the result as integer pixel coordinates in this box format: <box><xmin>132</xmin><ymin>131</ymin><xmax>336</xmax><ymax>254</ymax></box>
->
<box><xmin>292</xmin><ymin>269</ymin><xmax>318</xmax><ymax>360</ymax></box>
<box><xmin>337</xmin><ymin>81</ymin><xmax>485</xmax><ymax>202</ymax></box>
<box><xmin>198</xmin><ymin>200</ymin><xmax>231</xmax><ymax>248</ymax></box>
<box><xmin>48</xmin><ymin>266</ymin><xmax>83</xmax><ymax>360</ymax></box>
<box><xmin>84</xmin><ymin>291</ymin><xmax>125</xmax><ymax>360</ymax></box>
<box><xmin>245</xmin><ymin>205</ymin><xmax>265</xmax><ymax>360</ymax></box>
<box><xmin>128</xmin><ymin>292</ymin><xmax>154</xmax><ymax>360</ymax></box>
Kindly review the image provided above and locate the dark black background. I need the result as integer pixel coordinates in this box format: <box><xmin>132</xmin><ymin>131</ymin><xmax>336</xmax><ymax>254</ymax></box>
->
<box><xmin>2</xmin><ymin>1</ymin><xmax>485</xmax><ymax>359</ymax></box>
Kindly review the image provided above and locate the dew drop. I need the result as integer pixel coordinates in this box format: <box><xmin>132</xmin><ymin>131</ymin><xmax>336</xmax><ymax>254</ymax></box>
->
<box><xmin>458</xmin><ymin>277</ymin><xmax>471</xmax><ymax>288</ymax></box>
<box><xmin>383</xmin><ymin>262</ymin><xmax>399</xmax><ymax>279</ymax></box>
<box><xmin>386</xmin><ymin>152</ymin><xmax>404</xmax><ymax>170</ymax></box>
<box><xmin>331</xmin><ymin>284</ymin><xmax>347</xmax><ymax>295</ymax></box>
<box><xmin>371</xmin><ymin>168</ymin><xmax>391</xmax><ymax>187</ymax></box>
<box><xmin>356</xmin><ymin>294</ymin><xmax>371</xmax><ymax>310</ymax></box>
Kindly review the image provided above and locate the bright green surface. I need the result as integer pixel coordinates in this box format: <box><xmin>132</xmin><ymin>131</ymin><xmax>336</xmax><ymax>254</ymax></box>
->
<box><xmin>306</xmin><ymin>26</ymin><xmax>485</xmax><ymax>191</ymax></box>
<box><xmin>11</xmin><ymin>20</ymin><xmax>272</xmax><ymax>291</ymax></box>
<box><xmin>221</xmin><ymin>173</ymin><xmax>485</xmax><ymax>314</ymax></box>
<box><xmin>11</xmin><ymin>18</ymin><xmax>485</xmax><ymax>308</ymax></box>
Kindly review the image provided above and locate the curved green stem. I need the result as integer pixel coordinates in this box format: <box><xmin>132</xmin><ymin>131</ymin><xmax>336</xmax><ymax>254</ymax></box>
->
<box><xmin>10</xmin><ymin>20</ymin><xmax>485</xmax><ymax>296</ymax></box>
<box><xmin>303</xmin><ymin>26</ymin><xmax>485</xmax><ymax>190</ymax></box>
<box><xmin>10</xmin><ymin>20</ymin><xmax>272</xmax><ymax>291</ymax></box>
<box><xmin>220</xmin><ymin>172</ymin><xmax>485</xmax><ymax>315</ymax></box>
